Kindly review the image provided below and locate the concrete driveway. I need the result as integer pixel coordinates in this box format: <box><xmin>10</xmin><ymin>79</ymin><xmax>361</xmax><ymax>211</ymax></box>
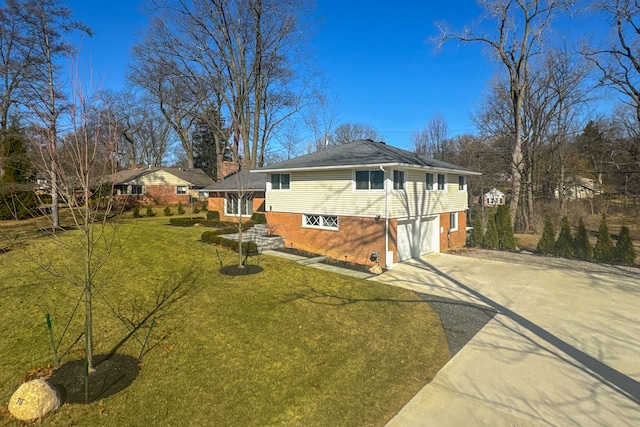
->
<box><xmin>371</xmin><ymin>253</ymin><xmax>640</xmax><ymax>426</ymax></box>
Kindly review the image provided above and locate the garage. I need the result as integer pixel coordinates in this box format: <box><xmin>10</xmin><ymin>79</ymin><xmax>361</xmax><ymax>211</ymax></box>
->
<box><xmin>396</xmin><ymin>216</ymin><xmax>440</xmax><ymax>262</ymax></box>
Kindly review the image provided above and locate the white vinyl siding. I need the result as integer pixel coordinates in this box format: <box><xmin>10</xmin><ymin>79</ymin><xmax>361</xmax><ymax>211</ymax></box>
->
<box><xmin>267</xmin><ymin>169</ymin><xmax>469</xmax><ymax>219</ymax></box>
<box><xmin>136</xmin><ymin>170</ymin><xmax>191</xmax><ymax>187</ymax></box>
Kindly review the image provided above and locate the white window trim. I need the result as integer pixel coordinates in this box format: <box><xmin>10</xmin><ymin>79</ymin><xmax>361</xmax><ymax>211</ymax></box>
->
<box><xmin>302</xmin><ymin>214</ymin><xmax>339</xmax><ymax>230</ymax></box>
<box><xmin>449</xmin><ymin>212</ymin><xmax>458</xmax><ymax>232</ymax></box>
<box><xmin>458</xmin><ymin>176</ymin><xmax>466</xmax><ymax>192</ymax></box>
<box><xmin>392</xmin><ymin>169</ymin><xmax>405</xmax><ymax>191</ymax></box>
<box><xmin>225</xmin><ymin>193</ymin><xmax>253</xmax><ymax>217</ymax></box>
<box><xmin>437</xmin><ymin>174</ymin><xmax>446</xmax><ymax>191</ymax></box>
<box><xmin>425</xmin><ymin>173</ymin><xmax>435</xmax><ymax>191</ymax></box>
<box><xmin>270</xmin><ymin>173</ymin><xmax>291</xmax><ymax>191</ymax></box>
<box><xmin>353</xmin><ymin>170</ymin><xmax>385</xmax><ymax>192</ymax></box>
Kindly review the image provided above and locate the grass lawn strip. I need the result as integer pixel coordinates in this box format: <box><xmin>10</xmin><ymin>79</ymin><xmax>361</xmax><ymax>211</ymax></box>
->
<box><xmin>0</xmin><ymin>215</ymin><xmax>449</xmax><ymax>426</ymax></box>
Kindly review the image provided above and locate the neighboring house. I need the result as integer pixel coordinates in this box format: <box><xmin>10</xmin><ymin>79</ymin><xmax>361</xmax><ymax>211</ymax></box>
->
<box><xmin>203</xmin><ymin>169</ymin><xmax>267</xmax><ymax>221</ymax></box>
<box><xmin>111</xmin><ymin>166</ymin><xmax>215</xmax><ymax>205</ymax></box>
<box><xmin>554</xmin><ymin>176</ymin><xmax>602</xmax><ymax>200</ymax></box>
<box><xmin>255</xmin><ymin>139</ymin><xmax>480</xmax><ymax>268</ymax></box>
<box><xmin>483</xmin><ymin>188</ymin><xmax>505</xmax><ymax>206</ymax></box>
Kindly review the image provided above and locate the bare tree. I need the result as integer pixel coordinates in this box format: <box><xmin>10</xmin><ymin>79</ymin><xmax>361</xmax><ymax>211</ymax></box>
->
<box><xmin>586</xmin><ymin>0</ymin><xmax>640</xmax><ymax>122</ymax></box>
<box><xmin>27</xmin><ymin>75</ymin><xmax>121</xmax><ymax>371</ymax></box>
<box><xmin>411</xmin><ymin>113</ymin><xmax>450</xmax><ymax>159</ymax></box>
<box><xmin>18</xmin><ymin>0</ymin><xmax>91</xmax><ymax>230</ymax></box>
<box><xmin>435</xmin><ymin>0</ymin><xmax>568</xmax><ymax>227</ymax></box>
<box><xmin>331</xmin><ymin>122</ymin><xmax>381</xmax><ymax>146</ymax></box>
<box><xmin>304</xmin><ymin>89</ymin><xmax>338</xmax><ymax>151</ymax></box>
<box><xmin>136</xmin><ymin>0</ymin><xmax>315</xmax><ymax>168</ymax></box>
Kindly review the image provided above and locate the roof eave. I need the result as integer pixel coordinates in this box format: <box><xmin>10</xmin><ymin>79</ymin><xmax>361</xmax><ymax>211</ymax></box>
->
<box><xmin>256</xmin><ymin>163</ymin><xmax>481</xmax><ymax>175</ymax></box>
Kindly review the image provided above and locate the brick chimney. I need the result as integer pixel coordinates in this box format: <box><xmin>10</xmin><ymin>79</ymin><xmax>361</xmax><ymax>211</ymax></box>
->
<box><xmin>220</xmin><ymin>161</ymin><xmax>240</xmax><ymax>179</ymax></box>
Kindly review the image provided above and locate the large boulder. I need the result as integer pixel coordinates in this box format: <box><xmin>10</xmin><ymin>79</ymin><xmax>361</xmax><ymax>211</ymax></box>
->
<box><xmin>8</xmin><ymin>378</ymin><xmax>61</xmax><ymax>421</ymax></box>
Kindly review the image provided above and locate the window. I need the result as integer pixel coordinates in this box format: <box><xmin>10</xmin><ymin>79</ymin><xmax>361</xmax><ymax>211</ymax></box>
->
<box><xmin>458</xmin><ymin>176</ymin><xmax>465</xmax><ymax>191</ymax></box>
<box><xmin>393</xmin><ymin>170</ymin><xmax>405</xmax><ymax>190</ymax></box>
<box><xmin>271</xmin><ymin>173</ymin><xmax>290</xmax><ymax>190</ymax></box>
<box><xmin>426</xmin><ymin>173</ymin><xmax>434</xmax><ymax>190</ymax></box>
<box><xmin>355</xmin><ymin>170</ymin><xmax>384</xmax><ymax>190</ymax></box>
<box><xmin>437</xmin><ymin>174</ymin><xmax>446</xmax><ymax>191</ymax></box>
<box><xmin>449</xmin><ymin>212</ymin><xmax>458</xmax><ymax>232</ymax></box>
<box><xmin>130</xmin><ymin>185</ymin><xmax>144</xmax><ymax>195</ymax></box>
<box><xmin>176</xmin><ymin>186</ymin><xmax>187</xmax><ymax>195</ymax></box>
<box><xmin>303</xmin><ymin>214</ymin><xmax>338</xmax><ymax>230</ymax></box>
<box><xmin>226</xmin><ymin>193</ymin><xmax>253</xmax><ymax>216</ymax></box>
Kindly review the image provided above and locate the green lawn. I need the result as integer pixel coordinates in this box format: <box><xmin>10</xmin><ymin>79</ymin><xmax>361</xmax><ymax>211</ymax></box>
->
<box><xmin>0</xmin><ymin>215</ymin><xmax>449</xmax><ymax>426</ymax></box>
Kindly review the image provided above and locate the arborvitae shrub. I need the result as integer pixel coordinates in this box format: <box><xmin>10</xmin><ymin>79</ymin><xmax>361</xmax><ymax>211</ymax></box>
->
<box><xmin>146</xmin><ymin>205</ymin><xmax>155</xmax><ymax>217</ymax></box>
<box><xmin>177</xmin><ymin>202</ymin><xmax>185</xmax><ymax>215</ymax></box>
<box><xmin>483</xmin><ymin>215</ymin><xmax>499</xmax><ymax>250</ymax></box>
<box><xmin>537</xmin><ymin>216</ymin><xmax>556</xmax><ymax>255</ymax></box>
<box><xmin>495</xmin><ymin>204</ymin><xmax>517</xmax><ymax>251</ymax></box>
<box><xmin>594</xmin><ymin>216</ymin><xmax>615</xmax><ymax>262</ymax></box>
<box><xmin>0</xmin><ymin>191</ymin><xmax>40</xmax><ymax>220</ymax></box>
<box><xmin>207</xmin><ymin>211</ymin><xmax>220</xmax><ymax>221</ymax></box>
<box><xmin>163</xmin><ymin>206</ymin><xmax>172</xmax><ymax>216</ymax></box>
<box><xmin>133</xmin><ymin>205</ymin><xmax>141</xmax><ymax>218</ymax></box>
<box><xmin>574</xmin><ymin>218</ymin><xmax>593</xmax><ymax>261</ymax></box>
<box><xmin>615</xmin><ymin>225</ymin><xmax>636</xmax><ymax>265</ymax></box>
<box><xmin>202</xmin><ymin>203</ymin><xmax>208</xmax><ymax>212</ymax></box>
<box><xmin>467</xmin><ymin>215</ymin><xmax>484</xmax><ymax>248</ymax></box>
<box><xmin>555</xmin><ymin>217</ymin><xmax>575</xmax><ymax>258</ymax></box>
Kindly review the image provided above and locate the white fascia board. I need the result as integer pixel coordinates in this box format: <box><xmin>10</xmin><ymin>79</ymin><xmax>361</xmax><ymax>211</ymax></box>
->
<box><xmin>254</xmin><ymin>163</ymin><xmax>481</xmax><ymax>175</ymax></box>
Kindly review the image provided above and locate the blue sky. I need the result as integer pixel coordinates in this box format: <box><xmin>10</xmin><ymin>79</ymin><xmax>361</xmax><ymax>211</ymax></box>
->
<box><xmin>65</xmin><ymin>0</ymin><xmax>608</xmax><ymax>150</ymax></box>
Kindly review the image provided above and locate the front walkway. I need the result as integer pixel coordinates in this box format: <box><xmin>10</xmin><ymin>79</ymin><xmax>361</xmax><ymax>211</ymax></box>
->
<box><xmin>371</xmin><ymin>253</ymin><xmax>640</xmax><ymax>426</ymax></box>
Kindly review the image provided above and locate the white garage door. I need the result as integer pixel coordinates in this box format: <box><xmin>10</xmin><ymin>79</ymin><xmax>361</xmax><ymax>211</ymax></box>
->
<box><xmin>397</xmin><ymin>216</ymin><xmax>439</xmax><ymax>262</ymax></box>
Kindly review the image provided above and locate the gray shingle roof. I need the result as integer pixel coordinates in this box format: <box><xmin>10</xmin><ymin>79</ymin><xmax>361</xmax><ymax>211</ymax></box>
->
<box><xmin>202</xmin><ymin>170</ymin><xmax>267</xmax><ymax>192</ymax></box>
<box><xmin>111</xmin><ymin>167</ymin><xmax>215</xmax><ymax>187</ymax></box>
<box><xmin>255</xmin><ymin>139</ymin><xmax>478</xmax><ymax>174</ymax></box>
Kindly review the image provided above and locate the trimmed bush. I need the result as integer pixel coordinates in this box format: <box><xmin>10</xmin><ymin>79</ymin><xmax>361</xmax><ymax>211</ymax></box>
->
<box><xmin>536</xmin><ymin>216</ymin><xmax>556</xmax><ymax>255</ymax></box>
<box><xmin>177</xmin><ymin>202</ymin><xmax>185</xmax><ymax>215</ymax></box>
<box><xmin>251</xmin><ymin>212</ymin><xmax>267</xmax><ymax>224</ymax></box>
<box><xmin>483</xmin><ymin>215</ymin><xmax>499</xmax><ymax>250</ymax></box>
<box><xmin>554</xmin><ymin>217</ymin><xmax>574</xmax><ymax>258</ymax></box>
<box><xmin>574</xmin><ymin>218</ymin><xmax>593</xmax><ymax>261</ymax></box>
<box><xmin>615</xmin><ymin>225</ymin><xmax>636</xmax><ymax>265</ymax></box>
<box><xmin>133</xmin><ymin>205</ymin><xmax>141</xmax><ymax>218</ymax></box>
<box><xmin>594</xmin><ymin>216</ymin><xmax>615</xmax><ymax>262</ymax></box>
<box><xmin>146</xmin><ymin>205</ymin><xmax>156</xmax><ymax>217</ymax></box>
<box><xmin>163</xmin><ymin>206</ymin><xmax>172</xmax><ymax>216</ymax></box>
<box><xmin>495</xmin><ymin>204</ymin><xmax>517</xmax><ymax>251</ymax></box>
<box><xmin>467</xmin><ymin>215</ymin><xmax>484</xmax><ymax>248</ymax></box>
<box><xmin>207</xmin><ymin>211</ymin><xmax>220</xmax><ymax>221</ymax></box>
<box><xmin>0</xmin><ymin>190</ymin><xmax>40</xmax><ymax>220</ymax></box>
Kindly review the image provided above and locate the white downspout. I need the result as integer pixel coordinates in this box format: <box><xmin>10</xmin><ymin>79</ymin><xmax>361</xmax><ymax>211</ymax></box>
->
<box><xmin>380</xmin><ymin>165</ymin><xmax>390</xmax><ymax>268</ymax></box>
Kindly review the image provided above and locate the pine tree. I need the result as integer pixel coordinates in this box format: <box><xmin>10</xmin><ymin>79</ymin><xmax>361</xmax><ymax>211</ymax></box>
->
<box><xmin>555</xmin><ymin>216</ymin><xmax>575</xmax><ymax>258</ymax></box>
<box><xmin>615</xmin><ymin>225</ymin><xmax>636</xmax><ymax>265</ymax></box>
<box><xmin>495</xmin><ymin>204</ymin><xmax>517</xmax><ymax>251</ymax></box>
<box><xmin>574</xmin><ymin>218</ymin><xmax>593</xmax><ymax>260</ymax></box>
<box><xmin>536</xmin><ymin>216</ymin><xmax>556</xmax><ymax>255</ymax></box>
<box><xmin>594</xmin><ymin>216</ymin><xmax>614</xmax><ymax>262</ymax></box>
<box><xmin>483</xmin><ymin>215</ymin><xmax>499</xmax><ymax>250</ymax></box>
<box><xmin>467</xmin><ymin>215</ymin><xmax>484</xmax><ymax>248</ymax></box>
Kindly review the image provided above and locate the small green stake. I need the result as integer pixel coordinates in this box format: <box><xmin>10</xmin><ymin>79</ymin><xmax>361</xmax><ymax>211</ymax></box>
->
<box><xmin>139</xmin><ymin>318</ymin><xmax>156</xmax><ymax>359</ymax></box>
<box><xmin>45</xmin><ymin>314</ymin><xmax>60</xmax><ymax>366</ymax></box>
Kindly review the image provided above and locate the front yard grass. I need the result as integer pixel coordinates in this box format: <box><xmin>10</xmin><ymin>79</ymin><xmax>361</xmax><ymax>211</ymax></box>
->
<box><xmin>0</xmin><ymin>215</ymin><xmax>449</xmax><ymax>426</ymax></box>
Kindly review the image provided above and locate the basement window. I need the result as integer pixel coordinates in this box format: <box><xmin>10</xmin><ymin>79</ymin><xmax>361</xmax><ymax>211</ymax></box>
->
<box><xmin>303</xmin><ymin>214</ymin><xmax>338</xmax><ymax>230</ymax></box>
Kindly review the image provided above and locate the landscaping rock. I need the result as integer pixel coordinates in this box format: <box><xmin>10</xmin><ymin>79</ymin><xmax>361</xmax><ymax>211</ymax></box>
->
<box><xmin>8</xmin><ymin>378</ymin><xmax>61</xmax><ymax>421</ymax></box>
<box><xmin>369</xmin><ymin>264</ymin><xmax>383</xmax><ymax>275</ymax></box>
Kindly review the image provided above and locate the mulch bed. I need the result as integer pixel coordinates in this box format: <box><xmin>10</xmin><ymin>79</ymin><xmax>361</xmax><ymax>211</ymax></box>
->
<box><xmin>275</xmin><ymin>247</ymin><xmax>375</xmax><ymax>274</ymax></box>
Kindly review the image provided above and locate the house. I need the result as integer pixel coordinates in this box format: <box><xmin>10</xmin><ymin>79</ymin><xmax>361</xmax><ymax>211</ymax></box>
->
<box><xmin>111</xmin><ymin>166</ymin><xmax>215</xmax><ymax>205</ymax></box>
<box><xmin>554</xmin><ymin>176</ymin><xmax>602</xmax><ymax>200</ymax></box>
<box><xmin>483</xmin><ymin>188</ymin><xmax>505</xmax><ymax>206</ymax></box>
<box><xmin>254</xmin><ymin>139</ymin><xmax>480</xmax><ymax>268</ymax></box>
<box><xmin>203</xmin><ymin>169</ymin><xmax>267</xmax><ymax>221</ymax></box>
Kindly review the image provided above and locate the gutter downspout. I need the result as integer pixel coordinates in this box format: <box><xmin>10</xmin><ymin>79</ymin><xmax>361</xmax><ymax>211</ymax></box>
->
<box><xmin>380</xmin><ymin>165</ymin><xmax>390</xmax><ymax>268</ymax></box>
